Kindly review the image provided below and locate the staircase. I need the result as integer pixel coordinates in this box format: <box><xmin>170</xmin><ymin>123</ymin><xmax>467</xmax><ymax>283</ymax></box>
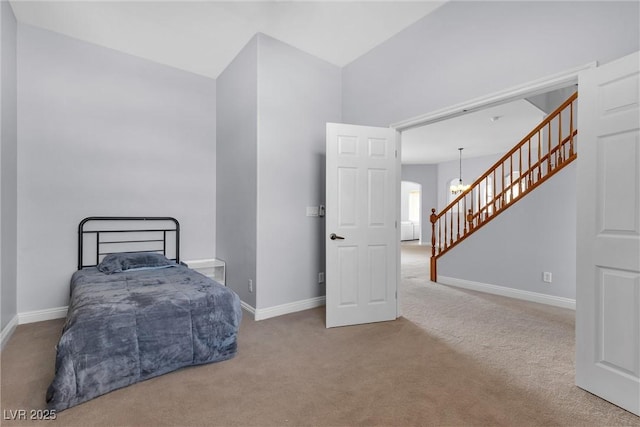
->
<box><xmin>429</xmin><ymin>92</ymin><xmax>578</xmax><ymax>282</ymax></box>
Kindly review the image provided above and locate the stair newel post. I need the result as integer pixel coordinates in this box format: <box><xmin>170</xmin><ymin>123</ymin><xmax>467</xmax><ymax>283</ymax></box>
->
<box><xmin>430</xmin><ymin>209</ymin><xmax>436</xmax><ymax>257</ymax></box>
<box><xmin>430</xmin><ymin>208</ymin><xmax>437</xmax><ymax>282</ymax></box>
<box><xmin>467</xmin><ymin>209</ymin><xmax>474</xmax><ymax>232</ymax></box>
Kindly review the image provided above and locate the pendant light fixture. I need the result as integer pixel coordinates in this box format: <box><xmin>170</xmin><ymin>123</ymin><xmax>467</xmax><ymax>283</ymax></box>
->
<box><xmin>450</xmin><ymin>147</ymin><xmax>471</xmax><ymax>195</ymax></box>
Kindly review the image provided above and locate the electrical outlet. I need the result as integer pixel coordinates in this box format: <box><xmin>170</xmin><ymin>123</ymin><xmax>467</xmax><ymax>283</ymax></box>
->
<box><xmin>248</xmin><ymin>279</ymin><xmax>253</xmax><ymax>293</ymax></box>
<box><xmin>543</xmin><ymin>272</ymin><xmax>552</xmax><ymax>283</ymax></box>
<box><xmin>318</xmin><ymin>272</ymin><xmax>325</xmax><ymax>284</ymax></box>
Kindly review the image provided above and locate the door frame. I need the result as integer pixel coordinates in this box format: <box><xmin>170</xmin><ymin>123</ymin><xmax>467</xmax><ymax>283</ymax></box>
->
<box><xmin>400</xmin><ymin>180</ymin><xmax>423</xmax><ymax>242</ymax></box>
<box><xmin>388</xmin><ymin>60</ymin><xmax>597</xmax><ymax>367</ymax></box>
<box><xmin>390</xmin><ymin>62</ymin><xmax>596</xmax><ymax>133</ymax></box>
<box><xmin>389</xmin><ymin>61</ymin><xmax>596</xmax><ymax>297</ymax></box>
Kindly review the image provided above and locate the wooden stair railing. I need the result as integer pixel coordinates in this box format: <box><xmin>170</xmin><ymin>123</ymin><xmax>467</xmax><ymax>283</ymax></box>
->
<box><xmin>430</xmin><ymin>92</ymin><xmax>578</xmax><ymax>282</ymax></box>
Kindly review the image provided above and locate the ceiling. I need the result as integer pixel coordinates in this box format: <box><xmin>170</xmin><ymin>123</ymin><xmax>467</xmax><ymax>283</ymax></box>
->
<box><xmin>9</xmin><ymin>1</ymin><xmax>446</xmax><ymax>79</ymax></box>
<box><xmin>9</xmin><ymin>1</ymin><xmax>546</xmax><ymax>165</ymax></box>
<box><xmin>401</xmin><ymin>99</ymin><xmax>546</xmax><ymax>164</ymax></box>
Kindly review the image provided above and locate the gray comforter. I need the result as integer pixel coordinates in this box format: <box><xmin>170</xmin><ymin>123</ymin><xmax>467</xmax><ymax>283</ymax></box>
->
<box><xmin>46</xmin><ymin>265</ymin><xmax>242</xmax><ymax>411</ymax></box>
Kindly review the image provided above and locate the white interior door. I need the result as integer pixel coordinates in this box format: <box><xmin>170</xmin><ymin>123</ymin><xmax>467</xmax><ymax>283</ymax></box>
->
<box><xmin>576</xmin><ymin>51</ymin><xmax>640</xmax><ymax>415</ymax></box>
<box><xmin>326</xmin><ymin>123</ymin><xmax>399</xmax><ymax>328</ymax></box>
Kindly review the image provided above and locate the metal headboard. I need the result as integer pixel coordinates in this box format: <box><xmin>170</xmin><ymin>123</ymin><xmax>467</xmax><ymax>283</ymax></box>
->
<box><xmin>78</xmin><ymin>216</ymin><xmax>180</xmax><ymax>270</ymax></box>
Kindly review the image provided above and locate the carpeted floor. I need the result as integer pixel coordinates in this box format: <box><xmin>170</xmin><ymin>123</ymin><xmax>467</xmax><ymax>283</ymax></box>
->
<box><xmin>1</xmin><ymin>243</ymin><xmax>638</xmax><ymax>426</ymax></box>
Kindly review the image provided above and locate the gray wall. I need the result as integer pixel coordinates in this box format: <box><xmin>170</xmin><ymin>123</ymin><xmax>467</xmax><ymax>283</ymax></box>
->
<box><xmin>17</xmin><ymin>25</ymin><xmax>217</xmax><ymax>313</ymax></box>
<box><xmin>216</xmin><ymin>33</ymin><xmax>341</xmax><ymax>312</ymax></box>
<box><xmin>342</xmin><ymin>1</ymin><xmax>639</xmax><ymax>127</ymax></box>
<box><xmin>256</xmin><ymin>34</ymin><xmax>341</xmax><ymax>310</ymax></box>
<box><xmin>216</xmin><ymin>35</ymin><xmax>258</xmax><ymax>308</ymax></box>
<box><xmin>438</xmin><ymin>162</ymin><xmax>577</xmax><ymax>299</ymax></box>
<box><xmin>1</xmin><ymin>0</ymin><xmax>17</xmax><ymax>331</ymax></box>
<box><xmin>401</xmin><ymin>164</ymin><xmax>437</xmax><ymax>243</ymax></box>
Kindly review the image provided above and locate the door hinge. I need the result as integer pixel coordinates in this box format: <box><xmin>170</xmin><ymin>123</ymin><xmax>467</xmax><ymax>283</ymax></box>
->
<box><xmin>395</xmin><ymin>220</ymin><xmax>397</xmax><ymax>229</ymax></box>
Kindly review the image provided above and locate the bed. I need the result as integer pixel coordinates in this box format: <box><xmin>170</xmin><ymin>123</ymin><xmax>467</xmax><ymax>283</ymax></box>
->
<box><xmin>46</xmin><ymin>217</ymin><xmax>242</xmax><ymax>412</ymax></box>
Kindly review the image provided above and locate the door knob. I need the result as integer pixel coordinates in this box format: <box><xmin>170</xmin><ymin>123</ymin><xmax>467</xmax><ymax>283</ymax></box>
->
<box><xmin>330</xmin><ymin>233</ymin><xmax>345</xmax><ymax>240</ymax></box>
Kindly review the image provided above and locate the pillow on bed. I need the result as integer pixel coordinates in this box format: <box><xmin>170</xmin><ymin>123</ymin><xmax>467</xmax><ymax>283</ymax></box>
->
<box><xmin>97</xmin><ymin>253</ymin><xmax>176</xmax><ymax>274</ymax></box>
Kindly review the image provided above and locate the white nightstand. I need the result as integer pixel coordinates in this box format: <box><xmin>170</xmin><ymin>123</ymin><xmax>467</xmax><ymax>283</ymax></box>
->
<box><xmin>184</xmin><ymin>258</ymin><xmax>226</xmax><ymax>285</ymax></box>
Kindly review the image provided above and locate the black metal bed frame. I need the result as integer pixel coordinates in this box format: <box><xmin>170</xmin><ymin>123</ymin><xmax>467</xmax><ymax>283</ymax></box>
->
<box><xmin>78</xmin><ymin>216</ymin><xmax>180</xmax><ymax>270</ymax></box>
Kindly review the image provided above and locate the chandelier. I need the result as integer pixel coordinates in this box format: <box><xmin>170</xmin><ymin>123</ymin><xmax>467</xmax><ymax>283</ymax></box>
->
<box><xmin>450</xmin><ymin>147</ymin><xmax>471</xmax><ymax>195</ymax></box>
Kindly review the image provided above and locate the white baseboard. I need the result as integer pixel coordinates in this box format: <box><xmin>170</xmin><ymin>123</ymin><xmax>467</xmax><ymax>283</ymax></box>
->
<box><xmin>240</xmin><ymin>300</ymin><xmax>256</xmax><ymax>318</ymax></box>
<box><xmin>2</xmin><ymin>307</ymin><xmax>69</xmax><ymax>349</ymax></box>
<box><xmin>1</xmin><ymin>315</ymin><xmax>19</xmax><ymax>351</ymax></box>
<box><xmin>254</xmin><ymin>296</ymin><xmax>326</xmax><ymax>321</ymax></box>
<box><xmin>438</xmin><ymin>276</ymin><xmax>576</xmax><ymax>310</ymax></box>
<box><xmin>18</xmin><ymin>306</ymin><xmax>68</xmax><ymax>324</ymax></box>
<box><xmin>12</xmin><ymin>296</ymin><xmax>326</xmax><ymax>328</ymax></box>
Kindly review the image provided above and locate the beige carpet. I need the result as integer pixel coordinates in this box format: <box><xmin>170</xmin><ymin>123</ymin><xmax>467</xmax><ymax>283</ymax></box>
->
<box><xmin>1</xmin><ymin>243</ymin><xmax>638</xmax><ymax>426</ymax></box>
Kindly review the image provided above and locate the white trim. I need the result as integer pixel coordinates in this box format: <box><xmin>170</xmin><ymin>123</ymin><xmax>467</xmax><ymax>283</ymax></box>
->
<box><xmin>438</xmin><ymin>276</ymin><xmax>576</xmax><ymax>310</ymax></box>
<box><xmin>18</xmin><ymin>306</ymin><xmax>68</xmax><ymax>324</ymax></box>
<box><xmin>395</xmin><ymin>130</ymin><xmax>402</xmax><ymax>319</ymax></box>
<box><xmin>391</xmin><ymin>61</ymin><xmax>597</xmax><ymax>131</ymax></box>
<box><xmin>11</xmin><ymin>297</ymin><xmax>326</xmax><ymax>327</ymax></box>
<box><xmin>183</xmin><ymin>258</ymin><xmax>225</xmax><ymax>269</ymax></box>
<box><xmin>240</xmin><ymin>300</ymin><xmax>256</xmax><ymax>318</ymax></box>
<box><xmin>254</xmin><ymin>296</ymin><xmax>326</xmax><ymax>321</ymax></box>
<box><xmin>0</xmin><ymin>315</ymin><xmax>19</xmax><ymax>350</ymax></box>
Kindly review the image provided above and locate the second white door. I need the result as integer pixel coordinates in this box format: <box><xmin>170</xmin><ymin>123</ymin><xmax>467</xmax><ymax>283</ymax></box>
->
<box><xmin>576</xmin><ymin>51</ymin><xmax>640</xmax><ymax>415</ymax></box>
<box><xmin>326</xmin><ymin>123</ymin><xmax>399</xmax><ymax>328</ymax></box>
